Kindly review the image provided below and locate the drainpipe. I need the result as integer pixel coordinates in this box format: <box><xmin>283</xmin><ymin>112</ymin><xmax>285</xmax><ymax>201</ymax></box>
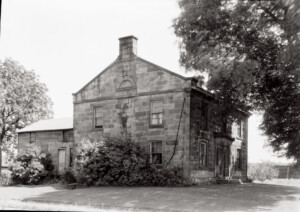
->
<box><xmin>165</xmin><ymin>97</ymin><xmax>186</xmax><ymax>167</ymax></box>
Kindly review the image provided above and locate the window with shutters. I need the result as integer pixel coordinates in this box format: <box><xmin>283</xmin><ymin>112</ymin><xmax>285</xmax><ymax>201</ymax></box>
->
<box><xmin>150</xmin><ymin>101</ymin><xmax>163</xmax><ymax>127</ymax></box>
<box><xmin>151</xmin><ymin>141</ymin><xmax>162</xmax><ymax>165</ymax></box>
<box><xmin>94</xmin><ymin>107</ymin><xmax>103</xmax><ymax>129</ymax></box>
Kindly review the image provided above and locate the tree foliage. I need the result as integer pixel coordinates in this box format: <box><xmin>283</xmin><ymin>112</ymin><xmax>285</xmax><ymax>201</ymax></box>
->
<box><xmin>0</xmin><ymin>59</ymin><xmax>53</xmax><ymax>173</ymax></box>
<box><xmin>173</xmin><ymin>0</ymin><xmax>300</xmax><ymax>159</ymax></box>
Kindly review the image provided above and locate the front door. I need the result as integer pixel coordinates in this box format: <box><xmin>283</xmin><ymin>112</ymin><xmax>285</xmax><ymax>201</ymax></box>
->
<box><xmin>58</xmin><ymin>149</ymin><xmax>66</xmax><ymax>174</ymax></box>
<box><xmin>216</xmin><ymin>146</ymin><xmax>229</xmax><ymax>178</ymax></box>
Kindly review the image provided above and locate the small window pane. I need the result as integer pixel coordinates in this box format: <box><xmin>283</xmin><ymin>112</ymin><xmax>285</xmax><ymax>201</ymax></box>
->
<box><xmin>94</xmin><ymin>107</ymin><xmax>103</xmax><ymax>128</ymax></box>
<box><xmin>151</xmin><ymin>141</ymin><xmax>162</xmax><ymax>165</ymax></box>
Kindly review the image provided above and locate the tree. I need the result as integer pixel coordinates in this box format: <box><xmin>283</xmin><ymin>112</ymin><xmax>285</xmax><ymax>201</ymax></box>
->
<box><xmin>0</xmin><ymin>58</ymin><xmax>53</xmax><ymax>174</ymax></box>
<box><xmin>173</xmin><ymin>0</ymin><xmax>300</xmax><ymax>159</ymax></box>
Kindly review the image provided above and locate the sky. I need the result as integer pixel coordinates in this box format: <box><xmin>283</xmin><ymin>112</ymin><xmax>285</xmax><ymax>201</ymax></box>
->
<box><xmin>0</xmin><ymin>0</ymin><xmax>293</xmax><ymax>164</ymax></box>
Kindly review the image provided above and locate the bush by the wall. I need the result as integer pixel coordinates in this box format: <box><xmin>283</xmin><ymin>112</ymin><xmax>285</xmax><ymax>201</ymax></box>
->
<box><xmin>60</xmin><ymin>169</ymin><xmax>77</xmax><ymax>184</ymax></box>
<box><xmin>0</xmin><ymin>169</ymin><xmax>12</xmax><ymax>186</ymax></box>
<box><xmin>9</xmin><ymin>144</ymin><xmax>55</xmax><ymax>185</ymax></box>
<box><xmin>73</xmin><ymin>137</ymin><xmax>183</xmax><ymax>186</ymax></box>
<box><xmin>248</xmin><ymin>162</ymin><xmax>279</xmax><ymax>182</ymax></box>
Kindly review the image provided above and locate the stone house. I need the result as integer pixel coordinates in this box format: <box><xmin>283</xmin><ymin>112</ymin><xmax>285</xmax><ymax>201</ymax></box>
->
<box><xmin>18</xmin><ymin>36</ymin><xmax>250</xmax><ymax>182</ymax></box>
<box><xmin>17</xmin><ymin>118</ymin><xmax>74</xmax><ymax>174</ymax></box>
<box><xmin>72</xmin><ymin>36</ymin><xmax>250</xmax><ymax>182</ymax></box>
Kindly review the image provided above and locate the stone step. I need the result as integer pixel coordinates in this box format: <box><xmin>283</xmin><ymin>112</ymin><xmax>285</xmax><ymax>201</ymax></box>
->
<box><xmin>216</xmin><ymin>178</ymin><xmax>243</xmax><ymax>184</ymax></box>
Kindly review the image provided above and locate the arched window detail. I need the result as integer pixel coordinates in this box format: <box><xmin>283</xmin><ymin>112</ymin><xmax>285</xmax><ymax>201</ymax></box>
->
<box><xmin>118</xmin><ymin>79</ymin><xmax>135</xmax><ymax>90</ymax></box>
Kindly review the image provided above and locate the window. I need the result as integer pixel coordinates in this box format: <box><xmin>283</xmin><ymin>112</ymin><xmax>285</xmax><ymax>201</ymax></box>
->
<box><xmin>94</xmin><ymin>107</ymin><xmax>103</xmax><ymax>128</ymax></box>
<box><xmin>199</xmin><ymin>141</ymin><xmax>207</xmax><ymax>167</ymax></box>
<box><xmin>119</xmin><ymin>80</ymin><xmax>134</xmax><ymax>90</ymax></box>
<box><xmin>236</xmin><ymin>148</ymin><xmax>242</xmax><ymax>170</ymax></box>
<box><xmin>30</xmin><ymin>132</ymin><xmax>36</xmax><ymax>143</ymax></box>
<box><xmin>63</xmin><ymin>131</ymin><xmax>69</xmax><ymax>142</ymax></box>
<box><xmin>200</xmin><ymin>103</ymin><xmax>208</xmax><ymax>130</ymax></box>
<box><xmin>237</xmin><ymin>120</ymin><xmax>241</xmax><ymax>138</ymax></box>
<box><xmin>150</xmin><ymin>101</ymin><xmax>163</xmax><ymax>126</ymax></box>
<box><xmin>70</xmin><ymin>148</ymin><xmax>74</xmax><ymax>167</ymax></box>
<box><xmin>241</xmin><ymin>120</ymin><xmax>244</xmax><ymax>138</ymax></box>
<box><xmin>151</xmin><ymin>141</ymin><xmax>162</xmax><ymax>165</ymax></box>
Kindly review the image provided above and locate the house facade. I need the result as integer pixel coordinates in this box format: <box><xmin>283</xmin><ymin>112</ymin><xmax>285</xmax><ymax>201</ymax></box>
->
<box><xmin>72</xmin><ymin>36</ymin><xmax>250</xmax><ymax>182</ymax></box>
<box><xmin>18</xmin><ymin>36</ymin><xmax>249</xmax><ymax>182</ymax></box>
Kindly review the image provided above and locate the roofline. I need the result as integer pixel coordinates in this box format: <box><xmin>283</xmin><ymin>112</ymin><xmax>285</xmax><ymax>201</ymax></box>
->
<box><xmin>17</xmin><ymin>128</ymin><xmax>73</xmax><ymax>134</ymax></box>
<box><xmin>73</xmin><ymin>56</ymin><xmax>192</xmax><ymax>96</ymax></box>
<box><xmin>136</xmin><ymin>57</ymin><xmax>188</xmax><ymax>80</ymax></box>
<box><xmin>191</xmin><ymin>87</ymin><xmax>215</xmax><ymax>99</ymax></box>
<box><xmin>73</xmin><ymin>59</ymin><xmax>118</xmax><ymax>95</ymax></box>
<box><xmin>119</xmin><ymin>35</ymin><xmax>138</xmax><ymax>40</ymax></box>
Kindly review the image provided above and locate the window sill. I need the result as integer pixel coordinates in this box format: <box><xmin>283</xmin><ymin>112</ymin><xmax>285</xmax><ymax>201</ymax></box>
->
<box><xmin>149</xmin><ymin>124</ymin><xmax>164</xmax><ymax>129</ymax></box>
<box><xmin>198</xmin><ymin>166</ymin><xmax>209</xmax><ymax>170</ymax></box>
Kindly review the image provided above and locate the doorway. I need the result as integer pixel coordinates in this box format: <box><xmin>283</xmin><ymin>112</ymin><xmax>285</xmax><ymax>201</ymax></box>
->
<box><xmin>216</xmin><ymin>146</ymin><xmax>229</xmax><ymax>178</ymax></box>
<box><xmin>58</xmin><ymin>149</ymin><xmax>66</xmax><ymax>174</ymax></box>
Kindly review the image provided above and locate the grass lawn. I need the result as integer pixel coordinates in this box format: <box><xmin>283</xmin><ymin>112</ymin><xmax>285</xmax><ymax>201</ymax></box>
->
<box><xmin>0</xmin><ymin>199</ymin><xmax>137</xmax><ymax>211</ymax></box>
<box><xmin>0</xmin><ymin>183</ymin><xmax>299</xmax><ymax>212</ymax></box>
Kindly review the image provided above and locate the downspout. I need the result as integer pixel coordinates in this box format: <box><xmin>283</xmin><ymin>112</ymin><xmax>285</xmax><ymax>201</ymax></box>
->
<box><xmin>165</xmin><ymin>96</ymin><xmax>186</xmax><ymax>167</ymax></box>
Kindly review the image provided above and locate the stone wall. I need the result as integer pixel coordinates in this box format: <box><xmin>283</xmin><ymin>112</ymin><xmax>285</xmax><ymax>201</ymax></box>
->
<box><xmin>189</xmin><ymin>89</ymin><xmax>217</xmax><ymax>181</ymax></box>
<box><xmin>18</xmin><ymin>130</ymin><xmax>74</xmax><ymax>172</ymax></box>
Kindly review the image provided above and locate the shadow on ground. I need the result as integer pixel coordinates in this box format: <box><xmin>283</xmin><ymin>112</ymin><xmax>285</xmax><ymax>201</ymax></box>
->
<box><xmin>16</xmin><ymin>183</ymin><xmax>300</xmax><ymax>211</ymax></box>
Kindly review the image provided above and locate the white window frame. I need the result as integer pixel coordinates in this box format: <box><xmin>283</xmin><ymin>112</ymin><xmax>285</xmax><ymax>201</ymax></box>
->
<box><xmin>94</xmin><ymin>106</ymin><xmax>103</xmax><ymax>129</ymax></box>
<box><xmin>150</xmin><ymin>101</ymin><xmax>163</xmax><ymax>127</ymax></box>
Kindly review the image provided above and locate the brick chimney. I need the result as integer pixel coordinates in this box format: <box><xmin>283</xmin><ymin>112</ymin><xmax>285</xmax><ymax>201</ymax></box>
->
<box><xmin>119</xmin><ymin>35</ymin><xmax>137</xmax><ymax>60</ymax></box>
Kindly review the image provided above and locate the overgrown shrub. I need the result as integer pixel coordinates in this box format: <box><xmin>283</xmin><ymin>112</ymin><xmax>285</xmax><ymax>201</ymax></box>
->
<box><xmin>248</xmin><ymin>162</ymin><xmax>279</xmax><ymax>182</ymax></box>
<box><xmin>9</xmin><ymin>144</ymin><xmax>55</xmax><ymax>185</ymax></box>
<box><xmin>0</xmin><ymin>169</ymin><xmax>12</xmax><ymax>186</ymax></box>
<box><xmin>61</xmin><ymin>169</ymin><xmax>77</xmax><ymax>184</ymax></box>
<box><xmin>73</xmin><ymin>137</ymin><xmax>183</xmax><ymax>186</ymax></box>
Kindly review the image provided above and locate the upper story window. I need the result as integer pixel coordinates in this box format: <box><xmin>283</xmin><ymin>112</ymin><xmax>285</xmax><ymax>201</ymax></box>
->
<box><xmin>63</xmin><ymin>131</ymin><xmax>69</xmax><ymax>142</ymax></box>
<box><xmin>199</xmin><ymin>141</ymin><xmax>207</xmax><ymax>167</ymax></box>
<box><xmin>94</xmin><ymin>107</ymin><xmax>103</xmax><ymax>129</ymax></box>
<box><xmin>233</xmin><ymin>119</ymin><xmax>244</xmax><ymax>138</ymax></box>
<box><xmin>222</xmin><ymin>119</ymin><xmax>228</xmax><ymax>134</ymax></box>
<box><xmin>150</xmin><ymin>101</ymin><xmax>163</xmax><ymax>127</ymax></box>
<box><xmin>200</xmin><ymin>103</ymin><xmax>208</xmax><ymax>131</ymax></box>
<box><xmin>151</xmin><ymin>141</ymin><xmax>162</xmax><ymax>165</ymax></box>
<box><xmin>30</xmin><ymin>132</ymin><xmax>36</xmax><ymax>143</ymax></box>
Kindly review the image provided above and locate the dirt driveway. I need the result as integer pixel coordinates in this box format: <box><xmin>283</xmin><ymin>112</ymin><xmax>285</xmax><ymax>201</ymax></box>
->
<box><xmin>1</xmin><ymin>183</ymin><xmax>300</xmax><ymax>212</ymax></box>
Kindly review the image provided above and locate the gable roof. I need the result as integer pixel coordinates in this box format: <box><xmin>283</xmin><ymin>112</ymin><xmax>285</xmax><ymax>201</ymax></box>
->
<box><xmin>73</xmin><ymin>56</ymin><xmax>189</xmax><ymax>95</ymax></box>
<box><xmin>17</xmin><ymin>117</ymin><xmax>73</xmax><ymax>133</ymax></box>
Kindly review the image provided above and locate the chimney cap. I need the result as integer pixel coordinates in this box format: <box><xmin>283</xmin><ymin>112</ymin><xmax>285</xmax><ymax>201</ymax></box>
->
<box><xmin>119</xmin><ymin>35</ymin><xmax>138</xmax><ymax>40</ymax></box>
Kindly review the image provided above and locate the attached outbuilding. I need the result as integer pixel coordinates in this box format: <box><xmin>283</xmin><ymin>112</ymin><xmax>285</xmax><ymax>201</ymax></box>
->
<box><xmin>17</xmin><ymin>117</ymin><xmax>74</xmax><ymax>174</ymax></box>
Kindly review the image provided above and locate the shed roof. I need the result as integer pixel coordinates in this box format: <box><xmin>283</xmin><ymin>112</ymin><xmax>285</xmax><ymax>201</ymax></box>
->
<box><xmin>17</xmin><ymin>117</ymin><xmax>73</xmax><ymax>133</ymax></box>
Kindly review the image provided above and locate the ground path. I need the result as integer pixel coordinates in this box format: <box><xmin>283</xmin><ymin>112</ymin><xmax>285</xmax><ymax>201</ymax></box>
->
<box><xmin>0</xmin><ymin>183</ymin><xmax>300</xmax><ymax>211</ymax></box>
